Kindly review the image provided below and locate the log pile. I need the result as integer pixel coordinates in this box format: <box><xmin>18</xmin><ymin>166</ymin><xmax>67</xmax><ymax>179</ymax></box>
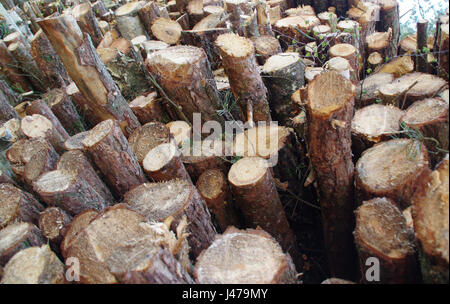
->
<box><xmin>0</xmin><ymin>0</ymin><xmax>448</xmax><ymax>285</ymax></box>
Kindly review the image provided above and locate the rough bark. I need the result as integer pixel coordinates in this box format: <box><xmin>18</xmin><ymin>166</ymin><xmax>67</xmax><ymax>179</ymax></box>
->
<box><xmin>377</xmin><ymin>0</ymin><xmax>400</xmax><ymax>57</ymax></box>
<box><xmin>71</xmin><ymin>2</ymin><xmax>104</xmax><ymax>47</ymax></box>
<box><xmin>438</xmin><ymin>24</ymin><xmax>449</xmax><ymax>79</ymax></box>
<box><xmin>416</xmin><ymin>19</ymin><xmax>429</xmax><ymax>73</ymax></box>
<box><xmin>0</xmin><ymin>91</ymin><xmax>19</xmax><ymax>122</ymax></box>
<box><xmin>65</xmin><ymin>82</ymin><xmax>98</xmax><ymax>129</ymax></box>
<box><xmin>138</xmin><ymin>1</ymin><xmax>166</xmax><ymax>36</ymax></box>
<box><xmin>256</xmin><ymin>0</ymin><xmax>274</xmax><ymax>36</ymax></box>
<box><xmin>38</xmin><ymin>14</ymin><xmax>141</xmax><ymax>137</ymax></box>
<box><xmin>0</xmin><ymin>41</ymin><xmax>33</xmax><ymax>93</ymax></box>
<box><xmin>273</xmin><ymin>15</ymin><xmax>321</xmax><ymax>46</ymax></box>
<box><xmin>412</xmin><ymin>155</ymin><xmax>449</xmax><ymax>284</ymax></box>
<box><xmin>262</xmin><ymin>52</ymin><xmax>305</xmax><ymax>125</ymax></box>
<box><xmin>123</xmin><ymin>179</ymin><xmax>217</xmax><ymax>260</ymax></box>
<box><xmin>252</xmin><ymin>34</ymin><xmax>282</xmax><ymax>65</ymax></box>
<box><xmin>305</xmin><ymin>71</ymin><xmax>357</xmax><ymax>280</ymax></box>
<box><xmin>354</xmin><ymin>197</ymin><xmax>419</xmax><ymax>283</ymax></box>
<box><xmin>146</xmin><ymin>45</ymin><xmax>225</xmax><ymax>124</ymax></box>
<box><xmin>38</xmin><ymin>207</ymin><xmax>72</xmax><ymax>255</ymax></box>
<box><xmin>81</xmin><ymin>119</ymin><xmax>147</xmax><ymax>198</ymax></box>
<box><xmin>355</xmin><ymin>138</ymin><xmax>430</xmax><ymax>210</ymax></box>
<box><xmin>0</xmin><ymin>80</ymin><xmax>21</xmax><ymax>107</ymax></box>
<box><xmin>23</xmin><ymin>138</ymin><xmax>59</xmax><ymax>185</ymax></box>
<box><xmin>194</xmin><ymin>227</ymin><xmax>298</xmax><ymax>284</ymax></box>
<box><xmin>114</xmin><ymin>1</ymin><xmax>147</xmax><ymax>40</ymax></box>
<box><xmin>129</xmin><ymin>92</ymin><xmax>171</xmax><ymax>124</ymax></box>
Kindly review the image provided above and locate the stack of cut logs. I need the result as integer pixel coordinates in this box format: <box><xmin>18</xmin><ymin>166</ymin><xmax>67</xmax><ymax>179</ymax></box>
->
<box><xmin>0</xmin><ymin>0</ymin><xmax>448</xmax><ymax>284</ymax></box>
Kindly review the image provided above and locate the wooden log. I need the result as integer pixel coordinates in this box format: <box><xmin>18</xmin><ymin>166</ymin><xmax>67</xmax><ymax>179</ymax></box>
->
<box><xmin>38</xmin><ymin>207</ymin><xmax>72</xmax><ymax>254</ymax></box>
<box><xmin>375</xmin><ymin>55</ymin><xmax>414</xmax><ymax>78</ymax></box>
<box><xmin>98</xmin><ymin>20</ymin><xmax>109</xmax><ymax>35</ymax></box>
<box><xmin>223</xmin><ymin>0</ymin><xmax>247</xmax><ymax>35</ymax></box>
<box><xmin>354</xmin><ymin>197</ymin><xmax>419</xmax><ymax>283</ymax></box>
<box><xmin>186</xmin><ymin>0</ymin><xmax>204</xmax><ymax>28</ymax></box>
<box><xmin>138</xmin><ymin>1</ymin><xmax>166</xmax><ymax>36</ymax></box>
<box><xmin>2</xmin><ymin>32</ymin><xmax>30</xmax><ymax>48</ymax></box>
<box><xmin>150</xmin><ymin>17</ymin><xmax>182</xmax><ymax>45</ymax></box>
<box><xmin>44</xmin><ymin>89</ymin><xmax>85</xmax><ymax>136</ymax></box>
<box><xmin>367</xmin><ymin>51</ymin><xmax>383</xmax><ymax>71</ymax></box>
<box><xmin>273</xmin><ymin>15</ymin><xmax>321</xmax><ymax>45</ymax></box>
<box><xmin>128</xmin><ymin>121</ymin><xmax>174</xmax><ymax>165</ymax></box>
<box><xmin>256</xmin><ymin>0</ymin><xmax>274</xmax><ymax>36</ymax></box>
<box><xmin>5</xmin><ymin>138</ymin><xmax>27</xmax><ymax>181</ymax></box>
<box><xmin>0</xmin><ymin>244</ymin><xmax>65</xmax><ymax>284</ymax></box>
<box><xmin>305</xmin><ymin>71</ymin><xmax>357</xmax><ymax>279</ymax></box>
<box><xmin>143</xmin><ymin>141</ymin><xmax>191</xmax><ymax>183</ymax></box>
<box><xmin>166</xmin><ymin>120</ymin><xmax>192</xmax><ymax>147</ymax></box>
<box><xmin>192</xmin><ymin>11</ymin><xmax>230</xmax><ymax>31</ymax></box>
<box><xmin>0</xmin><ymin>222</ymin><xmax>44</xmax><ymax>266</ymax></box>
<box><xmin>37</xmin><ymin>14</ymin><xmax>141</xmax><ymax>137</ymax></box>
<box><xmin>329</xmin><ymin>43</ymin><xmax>359</xmax><ymax>83</ymax></box>
<box><xmin>228</xmin><ymin>157</ymin><xmax>295</xmax><ymax>252</ymax></box>
<box><xmin>196</xmin><ymin>169</ymin><xmax>241</xmax><ymax>232</ymax></box>
<box><xmin>106</xmin><ymin>239</ymin><xmax>195</xmax><ymax>284</ymax></box>
<box><xmin>252</xmin><ymin>34</ymin><xmax>281</xmax><ymax>65</ymax></box>
<box><xmin>326</xmin><ymin>56</ymin><xmax>351</xmax><ymax>80</ymax></box>
<box><xmin>0</xmin><ymin>183</ymin><xmax>44</xmax><ymax>228</ymax></box>
<box><xmin>22</xmin><ymin>1</ymin><xmax>42</xmax><ymax>34</ymax></box>
<box><xmin>377</xmin><ymin>0</ymin><xmax>400</xmax><ymax>57</ymax></box>
<box><xmin>401</xmin><ymin>98</ymin><xmax>449</xmax><ymax>166</ymax></box>
<box><xmin>91</xmin><ymin>1</ymin><xmax>109</xmax><ymax>18</ymax></box>
<box><xmin>216</xmin><ymin>33</ymin><xmax>270</xmax><ymax>123</ymax></box>
<box><xmin>65</xmin><ymin>82</ymin><xmax>97</xmax><ymax>129</ymax></box>
<box><xmin>438</xmin><ymin>23</ymin><xmax>449</xmax><ymax>79</ymax></box>
<box><xmin>60</xmin><ymin>209</ymin><xmax>98</xmax><ymax>259</ymax></box>
<box><xmin>114</xmin><ymin>1</ymin><xmax>147</xmax><ymax>40</ymax></box>
<box><xmin>129</xmin><ymin>92</ymin><xmax>171</xmax><ymax>124</ymax></box>
<box><xmin>139</xmin><ymin>40</ymin><xmax>169</xmax><ymax>58</ymax></box>
<box><xmin>0</xmin><ymin>41</ymin><xmax>32</xmax><ymax>93</ymax></box>
<box><xmin>355</xmin><ymin>138</ymin><xmax>430</xmax><ymax>209</ymax></box>
<box><xmin>262</xmin><ymin>52</ymin><xmax>305</xmax><ymax>125</ymax></box>
<box><xmin>317</xmin><ymin>11</ymin><xmax>337</xmax><ymax>26</ymax></box>
<box><xmin>416</xmin><ymin>19</ymin><xmax>429</xmax><ymax>73</ymax></box>
<box><xmin>97</xmin><ymin>29</ymin><xmax>120</xmax><ymax>49</ymax></box>
<box><xmin>81</xmin><ymin>119</ymin><xmax>147</xmax><ymax>198</ymax></box>
<box><xmin>71</xmin><ymin>2</ymin><xmax>104</xmax><ymax>47</ymax></box>
<box><xmin>23</xmin><ymin>138</ymin><xmax>59</xmax><ymax>185</ymax></box>
<box><xmin>194</xmin><ymin>226</ymin><xmax>298</xmax><ymax>283</ymax></box>
<box><xmin>366</xmin><ymin>29</ymin><xmax>393</xmax><ymax>61</ymax></box>
<box><xmin>146</xmin><ymin>45</ymin><xmax>224</xmax><ymax>124</ymax></box>
<box><xmin>0</xmin><ymin>80</ymin><xmax>21</xmax><ymax>107</ymax></box>
<box><xmin>20</xmin><ymin>114</ymin><xmax>67</xmax><ymax>154</ymax></box>
<box><xmin>97</xmin><ymin>45</ymin><xmax>150</xmax><ymax>101</ymax></box>
<box><xmin>57</xmin><ymin>149</ymin><xmax>115</xmax><ymax>203</ymax></box>
<box><xmin>29</xmin><ymin>29</ymin><xmax>71</xmax><ymax>89</ymax></box>
<box><xmin>180</xmin><ymin>28</ymin><xmax>230</xmax><ymax>71</ymax></box>
<box><xmin>412</xmin><ymin>155</ymin><xmax>449</xmax><ymax>284</ymax></box>
<box><xmin>351</xmin><ymin>104</ymin><xmax>404</xmax><ymax>159</ymax></box>
<box><xmin>123</xmin><ymin>179</ymin><xmax>217</xmax><ymax>259</ymax></box>
<box><xmin>0</xmin><ymin>91</ymin><xmax>19</xmax><ymax>122</ymax></box>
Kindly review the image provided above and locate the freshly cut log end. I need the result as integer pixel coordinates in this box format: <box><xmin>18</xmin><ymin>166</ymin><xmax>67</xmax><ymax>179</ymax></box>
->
<box><xmin>82</xmin><ymin>119</ymin><xmax>147</xmax><ymax>197</ymax></box>
<box><xmin>228</xmin><ymin>157</ymin><xmax>295</xmax><ymax>253</ymax></box>
<box><xmin>143</xmin><ymin>141</ymin><xmax>191</xmax><ymax>182</ymax></box>
<box><xmin>0</xmin><ymin>184</ymin><xmax>44</xmax><ymax>228</ymax></box>
<box><xmin>23</xmin><ymin>139</ymin><xmax>59</xmax><ymax>185</ymax></box>
<box><xmin>151</xmin><ymin>18</ymin><xmax>183</xmax><ymax>45</ymax></box>
<box><xmin>1</xmin><ymin>245</ymin><xmax>65</xmax><ymax>284</ymax></box>
<box><xmin>129</xmin><ymin>121</ymin><xmax>174</xmax><ymax>165</ymax></box>
<box><xmin>123</xmin><ymin>180</ymin><xmax>216</xmax><ymax>259</ymax></box>
<box><xmin>60</xmin><ymin>209</ymin><xmax>99</xmax><ymax>259</ymax></box>
<box><xmin>329</xmin><ymin>43</ymin><xmax>359</xmax><ymax>83</ymax></box>
<box><xmin>20</xmin><ymin>114</ymin><xmax>66</xmax><ymax>154</ymax></box>
<box><xmin>38</xmin><ymin>207</ymin><xmax>72</xmax><ymax>252</ymax></box>
<box><xmin>253</xmin><ymin>35</ymin><xmax>282</xmax><ymax>65</ymax></box>
<box><xmin>194</xmin><ymin>227</ymin><xmax>298</xmax><ymax>284</ymax></box>
<box><xmin>351</xmin><ymin>104</ymin><xmax>404</xmax><ymax>157</ymax></box>
<box><xmin>354</xmin><ymin>197</ymin><xmax>419</xmax><ymax>283</ymax></box>
<box><xmin>166</xmin><ymin>120</ymin><xmax>191</xmax><ymax>147</ymax></box>
<box><xmin>196</xmin><ymin>169</ymin><xmax>240</xmax><ymax>232</ymax></box>
<box><xmin>355</xmin><ymin>138</ymin><xmax>429</xmax><ymax>209</ymax></box>
<box><xmin>273</xmin><ymin>15</ymin><xmax>320</xmax><ymax>44</ymax></box>
<box><xmin>401</xmin><ymin>98</ymin><xmax>449</xmax><ymax>165</ymax></box>
<box><xmin>368</xmin><ymin>52</ymin><xmax>384</xmax><ymax>69</ymax></box>
<box><xmin>0</xmin><ymin>222</ymin><xmax>45</xmax><ymax>266</ymax></box>
<box><xmin>412</xmin><ymin>155</ymin><xmax>449</xmax><ymax>284</ymax></box>
<box><xmin>355</xmin><ymin>72</ymin><xmax>394</xmax><ymax>108</ymax></box>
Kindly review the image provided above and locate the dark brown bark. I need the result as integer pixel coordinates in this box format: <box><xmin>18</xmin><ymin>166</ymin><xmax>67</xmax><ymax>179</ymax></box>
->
<box><xmin>0</xmin><ymin>41</ymin><xmax>33</xmax><ymax>93</ymax></box>
<box><xmin>129</xmin><ymin>92</ymin><xmax>171</xmax><ymax>124</ymax></box>
<box><xmin>72</xmin><ymin>2</ymin><xmax>104</xmax><ymax>47</ymax></box>
<box><xmin>0</xmin><ymin>91</ymin><xmax>19</xmax><ymax>122</ymax></box>
<box><xmin>38</xmin><ymin>207</ymin><xmax>72</xmax><ymax>255</ymax></box>
<box><xmin>416</xmin><ymin>19</ymin><xmax>429</xmax><ymax>73</ymax></box>
<box><xmin>377</xmin><ymin>0</ymin><xmax>400</xmax><ymax>57</ymax></box>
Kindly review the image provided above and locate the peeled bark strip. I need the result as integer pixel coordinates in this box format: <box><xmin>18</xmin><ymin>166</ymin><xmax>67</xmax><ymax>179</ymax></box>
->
<box><xmin>44</xmin><ymin>89</ymin><xmax>85</xmax><ymax>136</ymax></box>
<box><xmin>351</xmin><ymin>104</ymin><xmax>404</xmax><ymax>158</ymax></box>
<box><xmin>216</xmin><ymin>33</ymin><xmax>271</xmax><ymax>122</ymax></box>
<box><xmin>72</xmin><ymin>2</ymin><xmax>104</xmax><ymax>47</ymax></box>
<box><xmin>306</xmin><ymin>71</ymin><xmax>356</xmax><ymax>279</ymax></box>
<box><xmin>253</xmin><ymin>34</ymin><xmax>282</xmax><ymax>65</ymax></box>
<box><xmin>30</xmin><ymin>29</ymin><xmax>70</xmax><ymax>89</ymax></box>
<box><xmin>123</xmin><ymin>180</ymin><xmax>217</xmax><ymax>259</ymax></box>
<box><xmin>180</xmin><ymin>28</ymin><xmax>230</xmax><ymax>71</ymax></box>
<box><xmin>23</xmin><ymin>138</ymin><xmax>59</xmax><ymax>185</ymax></box>
<box><xmin>146</xmin><ymin>46</ymin><xmax>224</xmax><ymax>124</ymax></box>
<box><xmin>228</xmin><ymin>157</ymin><xmax>295</xmax><ymax>252</ymax></box>
<box><xmin>354</xmin><ymin>197</ymin><xmax>418</xmax><ymax>283</ymax></box>
<box><xmin>130</xmin><ymin>92</ymin><xmax>170</xmax><ymax>124</ymax></box>
<box><xmin>0</xmin><ymin>91</ymin><xmax>19</xmax><ymax>122</ymax></box>
<box><xmin>38</xmin><ymin>14</ymin><xmax>141</xmax><ymax>137</ymax></box>
<box><xmin>196</xmin><ymin>169</ymin><xmax>241</xmax><ymax>232</ymax></box>
<box><xmin>115</xmin><ymin>1</ymin><xmax>147</xmax><ymax>40</ymax></box>
<box><xmin>1</xmin><ymin>244</ymin><xmax>65</xmax><ymax>284</ymax></box>
<box><xmin>401</xmin><ymin>98</ymin><xmax>449</xmax><ymax>166</ymax></box>
<box><xmin>0</xmin><ymin>41</ymin><xmax>33</xmax><ymax>93</ymax></box>
<box><xmin>97</xmin><ymin>46</ymin><xmax>150</xmax><ymax>101</ymax></box>
<box><xmin>0</xmin><ymin>222</ymin><xmax>44</xmax><ymax>266</ymax></box>
<box><xmin>143</xmin><ymin>142</ymin><xmax>191</xmax><ymax>183</ymax></box>
<box><xmin>262</xmin><ymin>52</ymin><xmax>305</xmax><ymax>125</ymax></box>
<box><xmin>20</xmin><ymin>114</ymin><xmax>67</xmax><ymax>154</ymax></box>
<box><xmin>81</xmin><ymin>119</ymin><xmax>147</xmax><ymax>198</ymax></box>
<box><xmin>57</xmin><ymin>149</ymin><xmax>115</xmax><ymax>204</ymax></box>
<box><xmin>106</xmin><ymin>239</ymin><xmax>194</xmax><ymax>284</ymax></box>
<box><xmin>38</xmin><ymin>207</ymin><xmax>72</xmax><ymax>254</ymax></box>
<box><xmin>129</xmin><ymin>121</ymin><xmax>174</xmax><ymax>165</ymax></box>
<box><xmin>195</xmin><ymin>227</ymin><xmax>298</xmax><ymax>284</ymax></box>
<box><xmin>0</xmin><ymin>183</ymin><xmax>44</xmax><ymax>228</ymax></box>
<box><xmin>412</xmin><ymin>155</ymin><xmax>449</xmax><ymax>284</ymax></box>
<box><xmin>355</xmin><ymin>138</ymin><xmax>429</xmax><ymax>209</ymax></box>
<box><xmin>60</xmin><ymin>209</ymin><xmax>98</xmax><ymax>259</ymax></box>
<box><xmin>329</xmin><ymin>43</ymin><xmax>359</xmax><ymax>83</ymax></box>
